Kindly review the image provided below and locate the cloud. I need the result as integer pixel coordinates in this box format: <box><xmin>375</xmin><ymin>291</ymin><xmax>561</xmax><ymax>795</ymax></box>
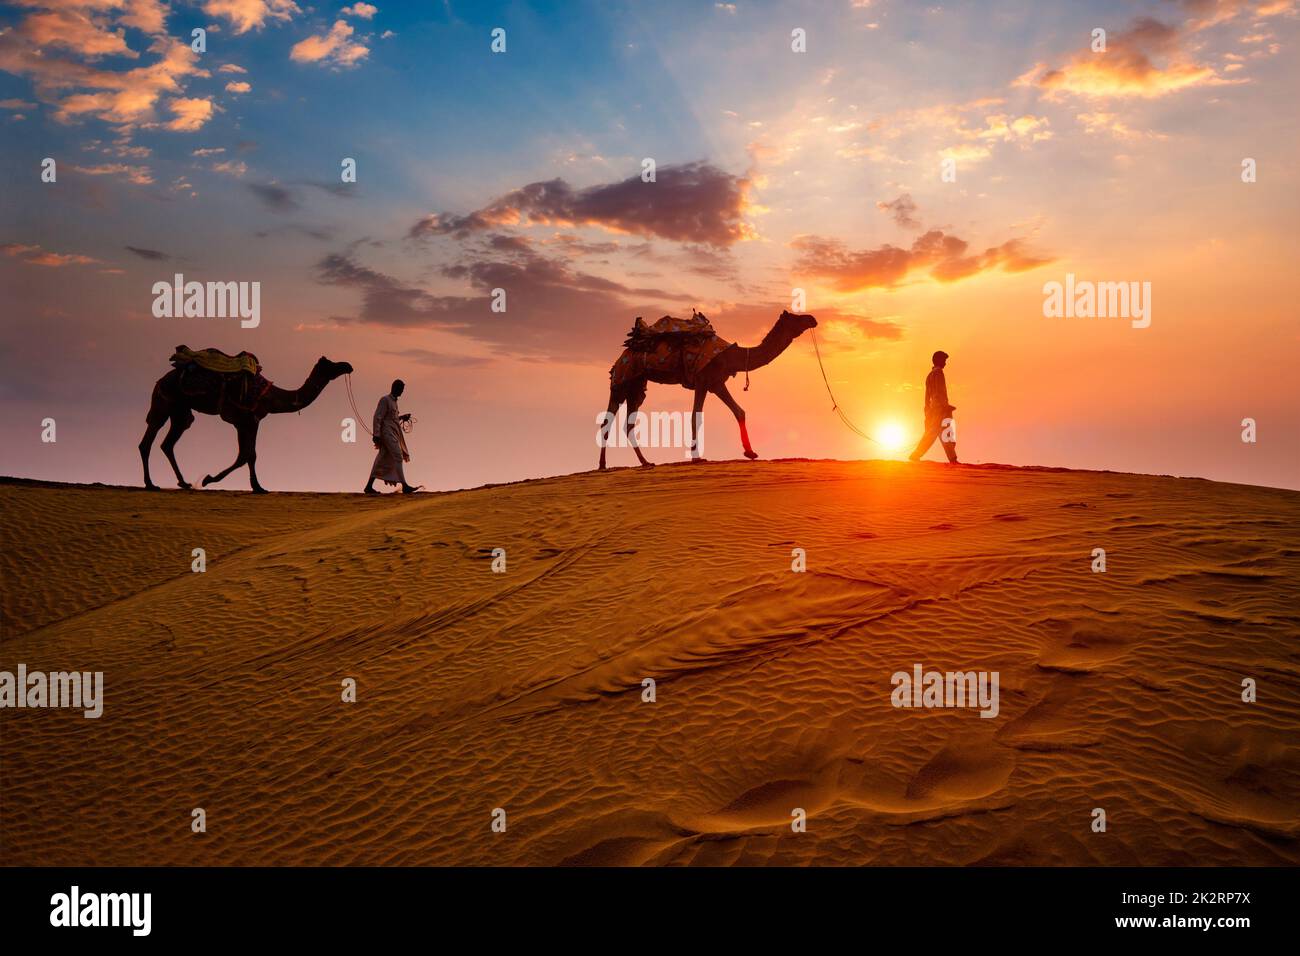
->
<box><xmin>203</xmin><ymin>0</ymin><xmax>300</xmax><ymax>36</ymax></box>
<box><xmin>974</xmin><ymin>113</ymin><xmax>1053</xmax><ymax>143</ymax></box>
<box><xmin>792</xmin><ymin>229</ymin><xmax>1053</xmax><ymax>292</ymax></box>
<box><xmin>1016</xmin><ymin>17</ymin><xmax>1245</xmax><ymax>99</ymax></box>
<box><xmin>213</xmin><ymin>159</ymin><xmax>248</xmax><ymax>177</ymax></box>
<box><xmin>316</xmin><ymin>238</ymin><xmax>687</xmax><ymax>360</ymax></box>
<box><xmin>1173</xmin><ymin>0</ymin><xmax>1297</xmax><ymax>29</ymax></box>
<box><xmin>122</xmin><ymin>0</ymin><xmax>169</xmax><ymax>35</ymax></box>
<box><xmin>253</xmin><ymin>223</ymin><xmax>335</xmax><ymax>242</ymax></box>
<box><xmin>20</xmin><ymin>8</ymin><xmax>137</xmax><ymax>60</ymax></box>
<box><xmin>218</xmin><ymin>63</ymin><xmax>248</xmax><ymax>74</ymax></box>
<box><xmin>876</xmin><ymin>194</ymin><xmax>920</xmax><ymax>229</ymax></box>
<box><xmin>125</xmin><ymin>245</ymin><xmax>170</xmax><ymax>261</ymax></box>
<box><xmin>247</xmin><ymin>182</ymin><xmax>299</xmax><ymax>211</ymax></box>
<box><xmin>1</xmin><ymin>243</ymin><xmax>99</xmax><ymax>267</ymax></box>
<box><xmin>0</xmin><ymin>21</ymin><xmax>210</xmax><ymax>130</ymax></box>
<box><xmin>70</xmin><ymin>162</ymin><xmax>154</xmax><ymax>185</ymax></box>
<box><xmin>938</xmin><ymin>143</ymin><xmax>992</xmax><ymax>164</ymax></box>
<box><xmin>166</xmin><ymin>96</ymin><xmax>213</xmax><ymax>131</ymax></box>
<box><xmin>409</xmin><ymin>162</ymin><xmax>753</xmax><ymax>248</ymax></box>
<box><xmin>225</xmin><ymin>80</ymin><xmax>251</xmax><ymax>93</ymax></box>
<box><xmin>290</xmin><ymin>20</ymin><xmax>370</xmax><ymax>67</ymax></box>
<box><xmin>1075</xmin><ymin>111</ymin><xmax>1168</xmax><ymax>140</ymax></box>
<box><xmin>341</xmin><ymin>3</ymin><xmax>378</xmax><ymax>18</ymax></box>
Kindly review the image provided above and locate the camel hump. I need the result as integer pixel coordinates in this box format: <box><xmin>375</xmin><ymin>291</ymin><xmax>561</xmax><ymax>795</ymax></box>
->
<box><xmin>170</xmin><ymin>346</ymin><xmax>260</xmax><ymax>376</ymax></box>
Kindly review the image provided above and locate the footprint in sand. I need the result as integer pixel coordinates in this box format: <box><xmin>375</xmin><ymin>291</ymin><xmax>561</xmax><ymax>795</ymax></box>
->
<box><xmin>997</xmin><ymin>677</ymin><xmax>1100</xmax><ymax>750</ymax></box>
<box><xmin>903</xmin><ymin>736</ymin><xmax>1016</xmax><ymax>803</ymax></box>
<box><xmin>691</xmin><ymin>737</ymin><xmax>1016</xmax><ymax>835</ymax></box>
<box><xmin>1033</xmin><ymin>615</ymin><xmax>1134</xmax><ymax>673</ymax></box>
<box><xmin>1174</xmin><ymin>725</ymin><xmax>1300</xmax><ymax>839</ymax></box>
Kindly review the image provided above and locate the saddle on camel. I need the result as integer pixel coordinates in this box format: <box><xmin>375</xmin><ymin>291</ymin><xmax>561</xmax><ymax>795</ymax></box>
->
<box><xmin>169</xmin><ymin>345</ymin><xmax>273</xmax><ymax>413</ymax></box>
<box><xmin>610</xmin><ymin>312</ymin><xmax>734</xmax><ymax>391</ymax></box>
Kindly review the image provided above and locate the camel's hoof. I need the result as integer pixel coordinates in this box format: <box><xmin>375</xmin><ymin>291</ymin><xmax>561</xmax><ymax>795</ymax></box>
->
<box><xmin>251</xmin><ymin>487</ymin><xmax>269</xmax><ymax>495</ymax></box>
<box><xmin>144</xmin><ymin>483</ymin><xmax>159</xmax><ymax>491</ymax></box>
<box><xmin>690</xmin><ymin>457</ymin><xmax>708</xmax><ymax>465</ymax></box>
<box><xmin>177</xmin><ymin>481</ymin><xmax>192</xmax><ymax>489</ymax></box>
<box><xmin>743</xmin><ymin>450</ymin><xmax>759</xmax><ymax>460</ymax></box>
<box><xmin>201</xmin><ymin>475</ymin><xmax>217</xmax><ymax>487</ymax></box>
<box><xmin>639</xmin><ymin>461</ymin><xmax>656</xmax><ymax>469</ymax></box>
<box><xmin>598</xmin><ymin>464</ymin><xmax>607</xmax><ymax>472</ymax></box>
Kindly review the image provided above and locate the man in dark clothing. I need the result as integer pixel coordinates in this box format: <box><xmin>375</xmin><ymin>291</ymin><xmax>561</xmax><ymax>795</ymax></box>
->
<box><xmin>909</xmin><ymin>350</ymin><xmax>959</xmax><ymax>463</ymax></box>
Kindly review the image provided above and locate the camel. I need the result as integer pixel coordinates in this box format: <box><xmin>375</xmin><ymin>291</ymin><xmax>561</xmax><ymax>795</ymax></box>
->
<box><xmin>599</xmin><ymin>310</ymin><xmax>817</xmax><ymax>469</ymax></box>
<box><xmin>139</xmin><ymin>354</ymin><xmax>353</xmax><ymax>493</ymax></box>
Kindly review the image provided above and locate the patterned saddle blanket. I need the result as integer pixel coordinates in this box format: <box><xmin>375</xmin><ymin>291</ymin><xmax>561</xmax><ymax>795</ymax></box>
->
<box><xmin>611</xmin><ymin>313</ymin><xmax>733</xmax><ymax>388</ymax></box>
<box><xmin>169</xmin><ymin>346</ymin><xmax>271</xmax><ymax>409</ymax></box>
<box><xmin>170</xmin><ymin>345</ymin><xmax>260</xmax><ymax>376</ymax></box>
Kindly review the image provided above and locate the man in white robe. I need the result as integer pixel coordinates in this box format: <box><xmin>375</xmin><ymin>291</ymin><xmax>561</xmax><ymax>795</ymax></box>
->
<box><xmin>364</xmin><ymin>380</ymin><xmax>419</xmax><ymax>493</ymax></box>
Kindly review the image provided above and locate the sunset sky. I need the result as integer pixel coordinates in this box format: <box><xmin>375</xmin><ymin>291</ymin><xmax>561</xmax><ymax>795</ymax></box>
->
<box><xmin>2</xmin><ymin>0</ymin><xmax>1297</xmax><ymax>492</ymax></box>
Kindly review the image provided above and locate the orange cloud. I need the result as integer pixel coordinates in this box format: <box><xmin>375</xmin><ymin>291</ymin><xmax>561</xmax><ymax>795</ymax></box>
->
<box><xmin>203</xmin><ymin>0</ymin><xmax>300</xmax><ymax>35</ymax></box>
<box><xmin>792</xmin><ymin>230</ymin><xmax>1053</xmax><ymax>292</ymax></box>
<box><xmin>0</xmin><ymin>8</ymin><xmax>210</xmax><ymax>130</ymax></box>
<box><xmin>290</xmin><ymin>20</ymin><xmax>370</xmax><ymax>67</ymax></box>
<box><xmin>21</xmin><ymin>9</ymin><xmax>137</xmax><ymax>59</ymax></box>
<box><xmin>0</xmin><ymin>242</ymin><xmax>100</xmax><ymax>267</ymax></box>
<box><xmin>165</xmin><ymin>96</ymin><xmax>214</xmax><ymax>131</ymax></box>
<box><xmin>70</xmin><ymin>162</ymin><xmax>154</xmax><ymax>184</ymax></box>
<box><xmin>1017</xmin><ymin>17</ymin><xmax>1245</xmax><ymax>99</ymax></box>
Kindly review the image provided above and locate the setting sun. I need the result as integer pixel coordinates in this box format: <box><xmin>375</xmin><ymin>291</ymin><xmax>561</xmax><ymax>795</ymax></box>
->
<box><xmin>877</xmin><ymin>421</ymin><xmax>908</xmax><ymax>453</ymax></box>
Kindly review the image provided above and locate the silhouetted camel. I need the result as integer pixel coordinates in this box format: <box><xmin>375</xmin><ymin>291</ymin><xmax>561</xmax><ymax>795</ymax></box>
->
<box><xmin>139</xmin><ymin>355</ymin><xmax>353</xmax><ymax>493</ymax></box>
<box><xmin>599</xmin><ymin>310</ymin><xmax>817</xmax><ymax>469</ymax></box>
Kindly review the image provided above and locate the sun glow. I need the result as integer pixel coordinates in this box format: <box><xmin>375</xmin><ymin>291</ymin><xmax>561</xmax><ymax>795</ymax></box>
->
<box><xmin>877</xmin><ymin>421</ymin><xmax>908</xmax><ymax>453</ymax></box>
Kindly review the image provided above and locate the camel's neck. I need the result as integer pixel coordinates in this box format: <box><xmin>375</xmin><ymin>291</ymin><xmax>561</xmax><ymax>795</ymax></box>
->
<box><xmin>267</xmin><ymin>366</ymin><xmax>331</xmax><ymax>414</ymax></box>
<box><xmin>735</xmin><ymin>322</ymin><xmax>800</xmax><ymax>372</ymax></box>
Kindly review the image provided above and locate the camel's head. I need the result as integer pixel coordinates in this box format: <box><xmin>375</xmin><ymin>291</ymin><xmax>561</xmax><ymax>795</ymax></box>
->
<box><xmin>316</xmin><ymin>357</ymin><xmax>354</xmax><ymax>379</ymax></box>
<box><xmin>779</xmin><ymin>310</ymin><xmax>818</xmax><ymax>335</ymax></box>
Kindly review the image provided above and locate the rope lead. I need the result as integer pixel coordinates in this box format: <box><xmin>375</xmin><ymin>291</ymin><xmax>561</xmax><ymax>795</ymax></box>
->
<box><xmin>810</xmin><ymin>329</ymin><xmax>880</xmax><ymax>445</ymax></box>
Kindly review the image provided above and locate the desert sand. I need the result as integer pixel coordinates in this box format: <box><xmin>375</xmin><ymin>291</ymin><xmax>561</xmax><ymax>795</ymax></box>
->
<box><xmin>1</xmin><ymin>460</ymin><xmax>1297</xmax><ymax>866</ymax></box>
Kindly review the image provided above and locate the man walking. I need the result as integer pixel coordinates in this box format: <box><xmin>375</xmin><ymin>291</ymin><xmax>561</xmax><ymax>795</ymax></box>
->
<box><xmin>909</xmin><ymin>351</ymin><xmax>959</xmax><ymax>464</ymax></box>
<box><xmin>364</xmin><ymin>379</ymin><xmax>420</xmax><ymax>494</ymax></box>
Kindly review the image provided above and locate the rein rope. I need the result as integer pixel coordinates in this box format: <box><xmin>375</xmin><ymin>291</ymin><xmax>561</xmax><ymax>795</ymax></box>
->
<box><xmin>344</xmin><ymin>374</ymin><xmax>372</xmax><ymax>436</ymax></box>
<box><xmin>810</xmin><ymin>329</ymin><xmax>880</xmax><ymax>445</ymax></box>
<box><xmin>344</xmin><ymin>375</ymin><xmax>416</xmax><ymax>437</ymax></box>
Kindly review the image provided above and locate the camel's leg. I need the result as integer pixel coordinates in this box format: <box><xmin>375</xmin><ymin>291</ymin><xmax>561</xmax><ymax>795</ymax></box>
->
<box><xmin>598</xmin><ymin>390</ymin><xmax>619</xmax><ymax>471</ymax></box>
<box><xmin>138</xmin><ymin>385</ymin><xmax>170</xmax><ymax>490</ymax></box>
<box><xmin>624</xmin><ymin>389</ymin><xmax>654</xmax><ymax>468</ymax></box>
<box><xmin>159</xmin><ymin>407</ymin><xmax>196</xmax><ymax>488</ymax></box>
<box><xmin>713</xmin><ymin>382</ymin><xmax>757</xmax><ymax>460</ymax></box>
<box><xmin>202</xmin><ymin>417</ymin><xmax>257</xmax><ymax>489</ymax></box>
<box><xmin>244</xmin><ymin>421</ymin><xmax>266</xmax><ymax>493</ymax></box>
<box><xmin>689</xmin><ymin>385</ymin><xmax>708</xmax><ymax>462</ymax></box>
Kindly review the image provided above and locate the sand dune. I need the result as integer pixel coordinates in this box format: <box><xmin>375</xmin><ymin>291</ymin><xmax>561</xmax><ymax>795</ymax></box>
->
<box><xmin>2</xmin><ymin>460</ymin><xmax>1298</xmax><ymax>866</ymax></box>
